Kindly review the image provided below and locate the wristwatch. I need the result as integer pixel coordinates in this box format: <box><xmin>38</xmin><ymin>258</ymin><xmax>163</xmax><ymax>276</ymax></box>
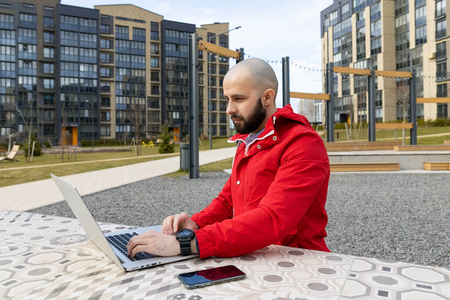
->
<box><xmin>176</xmin><ymin>229</ymin><xmax>195</xmax><ymax>256</ymax></box>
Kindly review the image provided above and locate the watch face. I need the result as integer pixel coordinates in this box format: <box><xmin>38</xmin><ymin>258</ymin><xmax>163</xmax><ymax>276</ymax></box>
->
<box><xmin>178</xmin><ymin>229</ymin><xmax>193</xmax><ymax>237</ymax></box>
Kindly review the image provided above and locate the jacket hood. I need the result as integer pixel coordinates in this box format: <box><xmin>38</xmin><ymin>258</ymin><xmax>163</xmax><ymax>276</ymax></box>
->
<box><xmin>229</xmin><ymin>104</ymin><xmax>312</xmax><ymax>142</ymax></box>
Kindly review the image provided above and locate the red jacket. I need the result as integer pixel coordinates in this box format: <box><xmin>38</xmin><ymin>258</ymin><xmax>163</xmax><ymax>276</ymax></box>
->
<box><xmin>191</xmin><ymin>105</ymin><xmax>330</xmax><ymax>258</ymax></box>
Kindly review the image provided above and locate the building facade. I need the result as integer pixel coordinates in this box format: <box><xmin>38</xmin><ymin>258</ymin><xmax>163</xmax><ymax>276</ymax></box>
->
<box><xmin>320</xmin><ymin>0</ymin><xmax>449</xmax><ymax>124</ymax></box>
<box><xmin>0</xmin><ymin>1</ymin><xmax>232</xmax><ymax>145</ymax></box>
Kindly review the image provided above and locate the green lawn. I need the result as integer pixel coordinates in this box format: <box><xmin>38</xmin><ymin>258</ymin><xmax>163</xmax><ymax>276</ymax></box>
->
<box><xmin>328</xmin><ymin>126</ymin><xmax>450</xmax><ymax>144</ymax></box>
<box><xmin>1</xmin><ymin>126</ymin><xmax>449</xmax><ymax>187</ymax></box>
<box><xmin>0</xmin><ymin>138</ymin><xmax>235</xmax><ymax>187</ymax></box>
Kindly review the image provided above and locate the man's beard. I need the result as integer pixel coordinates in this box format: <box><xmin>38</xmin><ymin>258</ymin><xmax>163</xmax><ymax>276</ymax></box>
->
<box><xmin>231</xmin><ymin>98</ymin><xmax>266</xmax><ymax>134</ymax></box>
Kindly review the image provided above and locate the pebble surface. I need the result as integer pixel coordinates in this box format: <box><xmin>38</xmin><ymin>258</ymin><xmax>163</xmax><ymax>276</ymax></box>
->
<box><xmin>30</xmin><ymin>172</ymin><xmax>449</xmax><ymax>268</ymax></box>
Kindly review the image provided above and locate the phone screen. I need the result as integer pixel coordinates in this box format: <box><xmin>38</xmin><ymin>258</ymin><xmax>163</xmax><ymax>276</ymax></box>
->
<box><xmin>178</xmin><ymin>265</ymin><xmax>246</xmax><ymax>289</ymax></box>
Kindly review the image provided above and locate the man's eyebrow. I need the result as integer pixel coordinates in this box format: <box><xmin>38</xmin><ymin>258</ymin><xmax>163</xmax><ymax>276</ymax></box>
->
<box><xmin>228</xmin><ymin>94</ymin><xmax>246</xmax><ymax>98</ymax></box>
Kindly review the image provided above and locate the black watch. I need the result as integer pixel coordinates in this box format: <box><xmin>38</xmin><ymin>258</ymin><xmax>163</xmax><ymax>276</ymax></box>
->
<box><xmin>176</xmin><ymin>229</ymin><xmax>195</xmax><ymax>256</ymax></box>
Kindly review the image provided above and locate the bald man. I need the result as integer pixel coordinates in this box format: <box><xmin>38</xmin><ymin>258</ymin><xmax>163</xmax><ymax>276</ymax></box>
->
<box><xmin>128</xmin><ymin>58</ymin><xmax>330</xmax><ymax>259</ymax></box>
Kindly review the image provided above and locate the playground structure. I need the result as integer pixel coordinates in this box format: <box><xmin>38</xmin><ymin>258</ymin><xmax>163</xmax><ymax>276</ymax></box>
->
<box><xmin>186</xmin><ymin>39</ymin><xmax>450</xmax><ymax>177</ymax></box>
<box><xmin>284</xmin><ymin>60</ymin><xmax>450</xmax><ymax>145</ymax></box>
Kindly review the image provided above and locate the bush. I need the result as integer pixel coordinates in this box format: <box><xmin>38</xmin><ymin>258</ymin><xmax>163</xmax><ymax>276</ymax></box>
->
<box><xmin>23</xmin><ymin>133</ymin><xmax>43</xmax><ymax>157</ymax></box>
<box><xmin>430</xmin><ymin>118</ymin><xmax>450</xmax><ymax>127</ymax></box>
<box><xmin>158</xmin><ymin>125</ymin><xmax>174</xmax><ymax>154</ymax></box>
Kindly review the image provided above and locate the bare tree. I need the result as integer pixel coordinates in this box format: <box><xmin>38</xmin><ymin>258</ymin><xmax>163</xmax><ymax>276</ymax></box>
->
<box><xmin>128</xmin><ymin>96</ymin><xmax>145</xmax><ymax>156</ymax></box>
<box><xmin>14</xmin><ymin>89</ymin><xmax>35</xmax><ymax>162</ymax></box>
<box><xmin>396</xmin><ymin>84</ymin><xmax>410</xmax><ymax>145</ymax></box>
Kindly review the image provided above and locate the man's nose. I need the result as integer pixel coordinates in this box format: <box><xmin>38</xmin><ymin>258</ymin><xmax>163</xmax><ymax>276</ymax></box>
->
<box><xmin>226</xmin><ymin>102</ymin><xmax>236</xmax><ymax>115</ymax></box>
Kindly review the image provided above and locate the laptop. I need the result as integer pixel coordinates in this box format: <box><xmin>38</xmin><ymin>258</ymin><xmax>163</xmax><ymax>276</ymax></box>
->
<box><xmin>51</xmin><ymin>174</ymin><xmax>198</xmax><ymax>271</ymax></box>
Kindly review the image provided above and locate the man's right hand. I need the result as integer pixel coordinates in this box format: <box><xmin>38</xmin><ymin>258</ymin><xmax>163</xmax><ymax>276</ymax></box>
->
<box><xmin>161</xmin><ymin>212</ymin><xmax>198</xmax><ymax>234</ymax></box>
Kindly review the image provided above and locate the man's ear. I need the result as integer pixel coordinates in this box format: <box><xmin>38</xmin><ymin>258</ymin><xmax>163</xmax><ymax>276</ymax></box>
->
<box><xmin>262</xmin><ymin>89</ymin><xmax>275</xmax><ymax>107</ymax></box>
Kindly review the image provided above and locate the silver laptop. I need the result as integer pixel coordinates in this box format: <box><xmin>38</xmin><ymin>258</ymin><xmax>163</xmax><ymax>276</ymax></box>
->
<box><xmin>51</xmin><ymin>174</ymin><xmax>197</xmax><ymax>271</ymax></box>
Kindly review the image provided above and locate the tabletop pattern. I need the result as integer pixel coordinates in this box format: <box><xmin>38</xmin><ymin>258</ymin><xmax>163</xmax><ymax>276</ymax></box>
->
<box><xmin>1</xmin><ymin>210</ymin><xmax>449</xmax><ymax>300</ymax></box>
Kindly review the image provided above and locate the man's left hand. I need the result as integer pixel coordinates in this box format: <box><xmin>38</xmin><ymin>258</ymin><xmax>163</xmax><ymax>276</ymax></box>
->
<box><xmin>127</xmin><ymin>230</ymin><xmax>180</xmax><ymax>258</ymax></box>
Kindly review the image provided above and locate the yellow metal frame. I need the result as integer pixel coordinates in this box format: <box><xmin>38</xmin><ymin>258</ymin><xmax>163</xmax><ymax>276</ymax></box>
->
<box><xmin>198</xmin><ymin>40</ymin><xmax>240</xmax><ymax>59</ymax></box>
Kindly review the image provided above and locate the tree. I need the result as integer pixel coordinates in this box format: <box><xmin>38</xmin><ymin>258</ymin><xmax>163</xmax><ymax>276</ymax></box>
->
<box><xmin>14</xmin><ymin>88</ymin><xmax>39</xmax><ymax>161</ymax></box>
<box><xmin>396</xmin><ymin>84</ymin><xmax>410</xmax><ymax>145</ymax></box>
<box><xmin>158</xmin><ymin>124</ymin><xmax>174</xmax><ymax>154</ymax></box>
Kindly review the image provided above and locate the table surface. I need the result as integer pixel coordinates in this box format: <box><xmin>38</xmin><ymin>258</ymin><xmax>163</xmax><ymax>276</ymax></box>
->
<box><xmin>0</xmin><ymin>210</ymin><xmax>448</xmax><ymax>300</ymax></box>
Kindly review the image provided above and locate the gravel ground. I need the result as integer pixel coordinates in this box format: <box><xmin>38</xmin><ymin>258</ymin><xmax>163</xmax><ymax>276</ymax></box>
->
<box><xmin>30</xmin><ymin>172</ymin><xmax>449</xmax><ymax>268</ymax></box>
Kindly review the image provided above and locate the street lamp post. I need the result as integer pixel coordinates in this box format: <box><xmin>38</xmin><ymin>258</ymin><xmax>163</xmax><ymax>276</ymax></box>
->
<box><xmin>208</xmin><ymin>25</ymin><xmax>241</xmax><ymax>148</ymax></box>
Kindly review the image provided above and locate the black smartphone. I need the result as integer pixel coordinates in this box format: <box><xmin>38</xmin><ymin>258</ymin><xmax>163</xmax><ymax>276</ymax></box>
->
<box><xmin>177</xmin><ymin>265</ymin><xmax>246</xmax><ymax>289</ymax></box>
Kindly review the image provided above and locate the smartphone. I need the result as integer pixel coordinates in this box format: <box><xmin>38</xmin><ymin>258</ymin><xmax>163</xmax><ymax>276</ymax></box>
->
<box><xmin>178</xmin><ymin>265</ymin><xmax>246</xmax><ymax>289</ymax></box>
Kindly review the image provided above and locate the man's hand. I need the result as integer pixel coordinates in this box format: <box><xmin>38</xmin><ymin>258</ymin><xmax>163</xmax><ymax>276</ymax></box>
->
<box><xmin>127</xmin><ymin>230</ymin><xmax>180</xmax><ymax>258</ymax></box>
<box><xmin>161</xmin><ymin>212</ymin><xmax>198</xmax><ymax>234</ymax></box>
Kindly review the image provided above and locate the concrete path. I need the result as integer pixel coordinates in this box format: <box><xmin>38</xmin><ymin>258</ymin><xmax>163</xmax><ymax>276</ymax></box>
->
<box><xmin>0</xmin><ymin>147</ymin><xmax>236</xmax><ymax>212</ymax></box>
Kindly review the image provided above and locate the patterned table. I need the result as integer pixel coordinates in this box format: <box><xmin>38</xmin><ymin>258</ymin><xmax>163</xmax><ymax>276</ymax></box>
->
<box><xmin>0</xmin><ymin>210</ymin><xmax>448</xmax><ymax>300</ymax></box>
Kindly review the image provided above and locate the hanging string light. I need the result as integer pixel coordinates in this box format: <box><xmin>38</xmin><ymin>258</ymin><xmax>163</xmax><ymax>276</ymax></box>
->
<box><xmin>241</xmin><ymin>53</ymin><xmax>450</xmax><ymax>81</ymax></box>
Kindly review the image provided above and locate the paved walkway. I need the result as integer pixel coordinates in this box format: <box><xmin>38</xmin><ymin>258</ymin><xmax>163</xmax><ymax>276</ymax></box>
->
<box><xmin>0</xmin><ymin>147</ymin><xmax>236</xmax><ymax>212</ymax></box>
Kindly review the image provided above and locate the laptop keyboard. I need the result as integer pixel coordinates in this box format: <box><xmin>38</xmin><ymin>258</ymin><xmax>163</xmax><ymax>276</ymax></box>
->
<box><xmin>106</xmin><ymin>232</ymin><xmax>155</xmax><ymax>261</ymax></box>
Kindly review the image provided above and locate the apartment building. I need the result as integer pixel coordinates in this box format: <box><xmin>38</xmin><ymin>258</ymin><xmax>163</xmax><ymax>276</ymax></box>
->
<box><xmin>320</xmin><ymin>0</ymin><xmax>449</xmax><ymax>124</ymax></box>
<box><xmin>0</xmin><ymin>1</ymin><xmax>231</xmax><ymax>145</ymax></box>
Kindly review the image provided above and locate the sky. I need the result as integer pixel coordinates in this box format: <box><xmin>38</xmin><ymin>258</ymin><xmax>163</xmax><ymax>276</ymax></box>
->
<box><xmin>62</xmin><ymin>0</ymin><xmax>333</xmax><ymax>109</ymax></box>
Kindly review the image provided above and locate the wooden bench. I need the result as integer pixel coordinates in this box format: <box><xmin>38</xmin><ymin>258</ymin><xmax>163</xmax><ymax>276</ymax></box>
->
<box><xmin>325</xmin><ymin>141</ymin><xmax>402</xmax><ymax>152</ymax></box>
<box><xmin>330</xmin><ymin>162</ymin><xmax>400</xmax><ymax>172</ymax></box>
<box><xmin>375</xmin><ymin>123</ymin><xmax>414</xmax><ymax>130</ymax></box>
<box><xmin>424</xmin><ymin>162</ymin><xmax>450</xmax><ymax>171</ymax></box>
<box><xmin>394</xmin><ymin>145</ymin><xmax>450</xmax><ymax>151</ymax></box>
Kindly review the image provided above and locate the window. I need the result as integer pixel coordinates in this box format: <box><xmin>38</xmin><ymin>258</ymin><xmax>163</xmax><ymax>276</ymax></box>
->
<box><xmin>43</xmin><ymin>63</ymin><xmax>54</xmax><ymax>74</ymax></box>
<box><xmin>415</xmin><ymin>6</ymin><xmax>426</xmax><ymax>27</ymax></box>
<box><xmin>415</xmin><ymin>26</ymin><xmax>427</xmax><ymax>46</ymax></box>
<box><xmin>151</xmin><ymin>57</ymin><xmax>159</xmax><ymax>68</ymax></box>
<box><xmin>43</xmin><ymin>79</ymin><xmax>54</xmax><ymax>89</ymax></box>
<box><xmin>437</xmin><ymin>84</ymin><xmax>447</xmax><ymax>97</ymax></box>
<box><xmin>395</xmin><ymin>13</ymin><xmax>409</xmax><ymax>29</ymax></box>
<box><xmin>151</xmin><ymin>44</ymin><xmax>159</xmax><ymax>54</ymax></box>
<box><xmin>151</xmin><ymin>85</ymin><xmax>159</xmax><ymax>95</ymax></box>
<box><xmin>101</xmin><ymin>111</ymin><xmax>110</xmax><ymax>121</ymax></box>
<box><xmin>43</xmin><ymin>110</ymin><xmax>54</xmax><ymax>121</ymax></box>
<box><xmin>0</xmin><ymin>14</ymin><xmax>14</xmax><ymax>29</ymax></box>
<box><xmin>18</xmin><ymin>76</ymin><xmax>36</xmax><ymax>90</ymax></box>
<box><xmin>329</xmin><ymin>10</ymin><xmax>337</xmax><ymax>22</ymax></box>
<box><xmin>151</xmin><ymin>71</ymin><xmax>159</xmax><ymax>81</ymax></box>
<box><xmin>43</xmin><ymin>47</ymin><xmax>54</xmax><ymax>58</ymax></box>
<box><xmin>101</xmin><ymin>97</ymin><xmax>110</xmax><ymax>107</ymax></box>
<box><xmin>18</xmin><ymin>28</ymin><xmax>36</xmax><ymax>43</ymax></box>
<box><xmin>133</xmin><ymin>27</ymin><xmax>145</xmax><ymax>41</ymax></box>
<box><xmin>371</xmin><ymin>37</ymin><xmax>381</xmax><ymax>55</ymax></box>
<box><xmin>100</xmin><ymin>53</ymin><xmax>113</xmax><ymax>63</ymax></box>
<box><xmin>100</xmin><ymin>68</ymin><xmax>111</xmax><ymax>78</ymax></box>
<box><xmin>436</xmin><ymin>20</ymin><xmax>447</xmax><ymax>39</ymax></box>
<box><xmin>436</xmin><ymin>0</ymin><xmax>446</xmax><ymax>18</ymax></box>
<box><xmin>0</xmin><ymin>29</ymin><xmax>16</xmax><ymax>45</ymax></box>
<box><xmin>100</xmin><ymin>24</ymin><xmax>110</xmax><ymax>34</ymax></box>
<box><xmin>0</xmin><ymin>62</ymin><xmax>15</xmax><ymax>76</ymax></box>
<box><xmin>370</xmin><ymin>3</ymin><xmax>381</xmax><ymax>20</ymax></box>
<box><xmin>100</xmin><ymin>39</ymin><xmax>112</xmax><ymax>49</ymax></box>
<box><xmin>151</xmin><ymin>30</ymin><xmax>159</xmax><ymax>40</ymax></box>
<box><xmin>43</xmin><ymin>17</ymin><xmax>54</xmax><ymax>28</ymax></box>
<box><xmin>101</xmin><ymin>125</ymin><xmax>110</xmax><ymax>136</ymax></box>
<box><xmin>437</xmin><ymin>62</ymin><xmax>447</xmax><ymax>79</ymax></box>
<box><xmin>43</xmin><ymin>94</ymin><xmax>54</xmax><ymax>105</ymax></box>
<box><xmin>43</xmin><ymin>31</ymin><xmax>54</xmax><ymax>43</ymax></box>
<box><xmin>436</xmin><ymin>42</ymin><xmax>446</xmax><ymax>60</ymax></box>
<box><xmin>371</xmin><ymin>19</ymin><xmax>381</xmax><ymax>37</ymax></box>
<box><xmin>115</xmin><ymin>25</ymin><xmax>129</xmax><ymax>39</ymax></box>
<box><xmin>20</xmin><ymin>13</ymin><xmax>37</xmax><ymax>23</ymax></box>
<box><xmin>0</xmin><ymin>45</ymin><xmax>15</xmax><ymax>62</ymax></box>
<box><xmin>341</xmin><ymin>3</ymin><xmax>349</xmax><ymax>15</ymax></box>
